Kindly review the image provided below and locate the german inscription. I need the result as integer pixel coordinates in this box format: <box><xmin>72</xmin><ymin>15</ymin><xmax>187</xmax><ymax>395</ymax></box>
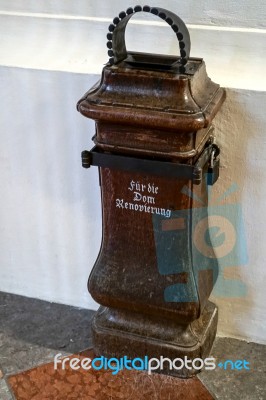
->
<box><xmin>115</xmin><ymin>180</ymin><xmax>171</xmax><ymax>218</ymax></box>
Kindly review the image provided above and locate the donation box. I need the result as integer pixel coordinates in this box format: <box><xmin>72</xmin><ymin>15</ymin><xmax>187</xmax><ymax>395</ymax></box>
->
<box><xmin>77</xmin><ymin>5</ymin><xmax>225</xmax><ymax>377</ymax></box>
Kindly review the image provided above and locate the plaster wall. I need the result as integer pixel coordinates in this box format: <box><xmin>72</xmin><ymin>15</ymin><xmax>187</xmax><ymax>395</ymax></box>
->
<box><xmin>0</xmin><ymin>1</ymin><xmax>265</xmax><ymax>344</ymax></box>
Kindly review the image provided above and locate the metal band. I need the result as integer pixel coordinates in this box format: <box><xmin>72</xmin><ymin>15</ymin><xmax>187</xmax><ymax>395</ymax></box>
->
<box><xmin>81</xmin><ymin>144</ymin><xmax>219</xmax><ymax>185</ymax></box>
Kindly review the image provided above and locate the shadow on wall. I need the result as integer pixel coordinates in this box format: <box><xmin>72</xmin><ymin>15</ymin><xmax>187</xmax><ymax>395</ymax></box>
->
<box><xmin>210</xmin><ymin>87</ymin><xmax>263</xmax><ymax>340</ymax></box>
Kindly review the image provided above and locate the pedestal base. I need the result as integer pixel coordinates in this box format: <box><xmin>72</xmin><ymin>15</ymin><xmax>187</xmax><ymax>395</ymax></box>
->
<box><xmin>91</xmin><ymin>301</ymin><xmax>218</xmax><ymax>378</ymax></box>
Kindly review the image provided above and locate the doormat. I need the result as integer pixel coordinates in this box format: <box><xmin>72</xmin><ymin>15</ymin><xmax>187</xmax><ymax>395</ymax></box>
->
<box><xmin>8</xmin><ymin>349</ymin><xmax>214</xmax><ymax>399</ymax></box>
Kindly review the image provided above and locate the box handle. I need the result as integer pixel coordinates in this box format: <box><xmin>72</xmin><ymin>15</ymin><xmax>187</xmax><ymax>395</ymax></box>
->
<box><xmin>106</xmin><ymin>5</ymin><xmax>191</xmax><ymax>72</ymax></box>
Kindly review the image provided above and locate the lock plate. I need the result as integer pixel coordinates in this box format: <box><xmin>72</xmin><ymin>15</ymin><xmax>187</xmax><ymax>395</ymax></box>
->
<box><xmin>207</xmin><ymin>144</ymin><xmax>220</xmax><ymax>185</ymax></box>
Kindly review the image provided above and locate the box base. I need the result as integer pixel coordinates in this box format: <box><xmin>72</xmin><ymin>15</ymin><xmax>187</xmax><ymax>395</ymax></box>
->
<box><xmin>91</xmin><ymin>301</ymin><xmax>218</xmax><ymax>378</ymax></box>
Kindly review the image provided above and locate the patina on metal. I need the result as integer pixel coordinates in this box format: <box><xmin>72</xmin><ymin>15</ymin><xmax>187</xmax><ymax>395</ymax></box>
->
<box><xmin>77</xmin><ymin>5</ymin><xmax>225</xmax><ymax>378</ymax></box>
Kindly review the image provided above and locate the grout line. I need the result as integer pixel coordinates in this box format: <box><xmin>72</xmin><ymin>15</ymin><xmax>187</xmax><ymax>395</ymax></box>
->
<box><xmin>0</xmin><ymin>11</ymin><xmax>266</xmax><ymax>34</ymax></box>
<box><xmin>0</xmin><ymin>377</ymin><xmax>15</xmax><ymax>400</ymax></box>
<box><xmin>4</xmin><ymin>378</ymin><xmax>17</xmax><ymax>400</ymax></box>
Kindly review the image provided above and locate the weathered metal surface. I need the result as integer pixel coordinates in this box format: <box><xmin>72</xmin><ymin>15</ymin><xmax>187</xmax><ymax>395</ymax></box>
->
<box><xmin>92</xmin><ymin>302</ymin><xmax>218</xmax><ymax>379</ymax></box>
<box><xmin>77</xmin><ymin>59</ymin><xmax>225</xmax><ymax>135</ymax></box>
<box><xmin>88</xmin><ymin>165</ymin><xmax>218</xmax><ymax>324</ymax></box>
<box><xmin>77</xmin><ymin>5</ymin><xmax>225</xmax><ymax>377</ymax></box>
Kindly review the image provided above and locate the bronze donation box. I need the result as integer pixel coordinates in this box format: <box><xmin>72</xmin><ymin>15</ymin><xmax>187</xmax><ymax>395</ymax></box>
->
<box><xmin>77</xmin><ymin>6</ymin><xmax>225</xmax><ymax>377</ymax></box>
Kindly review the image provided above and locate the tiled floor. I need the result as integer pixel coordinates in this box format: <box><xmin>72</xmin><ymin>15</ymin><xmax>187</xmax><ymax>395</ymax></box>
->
<box><xmin>0</xmin><ymin>292</ymin><xmax>265</xmax><ymax>399</ymax></box>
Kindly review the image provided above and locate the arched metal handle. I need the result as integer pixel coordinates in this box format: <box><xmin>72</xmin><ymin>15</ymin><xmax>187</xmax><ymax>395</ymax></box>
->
<box><xmin>106</xmin><ymin>5</ymin><xmax>191</xmax><ymax>71</ymax></box>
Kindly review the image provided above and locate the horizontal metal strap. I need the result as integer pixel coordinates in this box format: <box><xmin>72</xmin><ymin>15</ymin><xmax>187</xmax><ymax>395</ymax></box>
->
<box><xmin>81</xmin><ymin>145</ymin><xmax>217</xmax><ymax>184</ymax></box>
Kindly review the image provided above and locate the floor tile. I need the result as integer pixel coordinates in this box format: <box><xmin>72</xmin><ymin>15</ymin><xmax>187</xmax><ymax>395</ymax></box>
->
<box><xmin>200</xmin><ymin>337</ymin><xmax>266</xmax><ymax>400</ymax></box>
<box><xmin>0</xmin><ymin>292</ymin><xmax>94</xmax><ymax>375</ymax></box>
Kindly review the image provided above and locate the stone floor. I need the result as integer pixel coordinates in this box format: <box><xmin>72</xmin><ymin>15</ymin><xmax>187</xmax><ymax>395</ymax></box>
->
<box><xmin>0</xmin><ymin>291</ymin><xmax>265</xmax><ymax>399</ymax></box>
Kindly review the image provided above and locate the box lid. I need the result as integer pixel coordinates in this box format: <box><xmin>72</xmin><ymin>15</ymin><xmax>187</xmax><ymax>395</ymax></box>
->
<box><xmin>77</xmin><ymin>53</ymin><xmax>225</xmax><ymax>132</ymax></box>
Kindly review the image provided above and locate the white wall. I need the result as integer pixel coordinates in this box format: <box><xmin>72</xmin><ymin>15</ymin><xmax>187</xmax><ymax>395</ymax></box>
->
<box><xmin>0</xmin><ymin>1</ymin><xmax>266</xmax><ymax>344</ymax></box>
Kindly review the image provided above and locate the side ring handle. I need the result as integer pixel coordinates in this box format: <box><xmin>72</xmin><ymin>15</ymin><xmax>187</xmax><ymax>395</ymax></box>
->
<box><xmin>106</xmin><ymin>5</ymin><xmax>191</xmax><ymax>70</ymax></box>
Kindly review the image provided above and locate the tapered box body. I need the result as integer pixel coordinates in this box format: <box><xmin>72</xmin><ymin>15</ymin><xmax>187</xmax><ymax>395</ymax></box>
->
<box><xmin>78</xmin><ymin>28</ymin><xmax>225</xmax><ymax>376</ymax></box>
